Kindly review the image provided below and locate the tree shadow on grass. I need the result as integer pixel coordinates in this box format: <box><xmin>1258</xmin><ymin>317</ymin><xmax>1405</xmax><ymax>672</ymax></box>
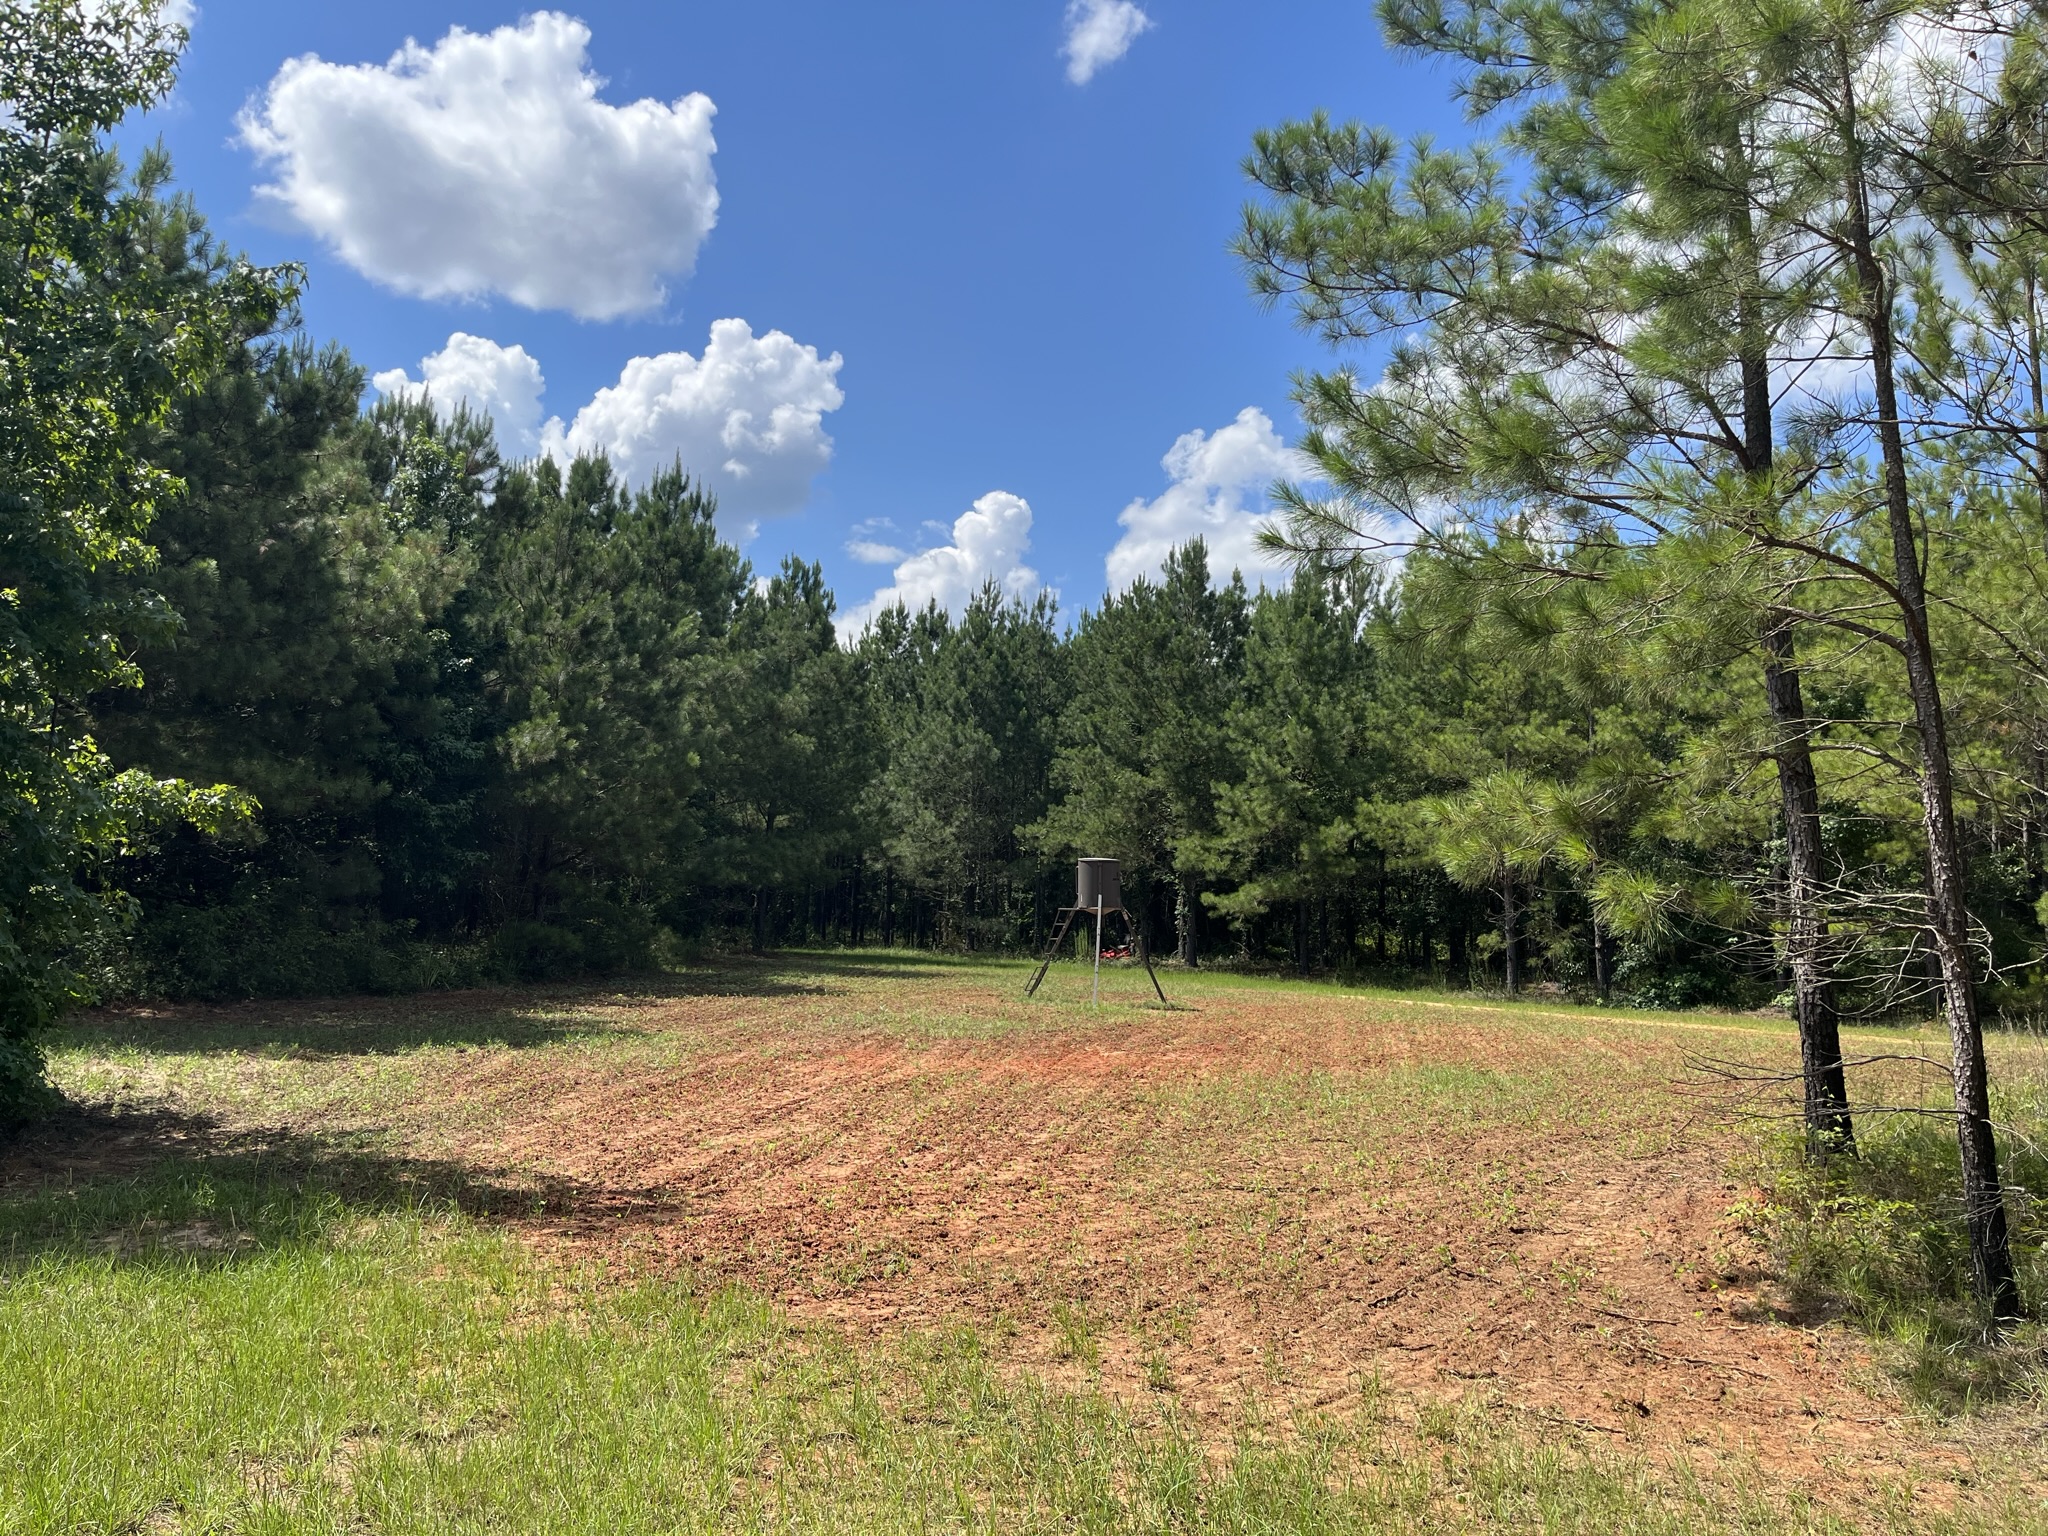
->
<box><xmin>765</xmin><ymin>949</ymin><xmax>1027</xmax><ymax>982</ymax></box>
<box><xmin>57</xmin><ymin>957</ymin><xmax>887</xmax><ymax>1060</ymax></box>
<box><xmin>0</xmin><ymin>1100</ymin><xmax>674</xmax><ymax>1272</ymax></box>
<box><xmin>58</xmin><ymin>999</ymin><xmax>633</xmax><ymax>1059</ymax></box>
<box><xmin>57</xmin><ymin>950</ymin><xmax>1021</xmax><ymax>1060</ymax></box>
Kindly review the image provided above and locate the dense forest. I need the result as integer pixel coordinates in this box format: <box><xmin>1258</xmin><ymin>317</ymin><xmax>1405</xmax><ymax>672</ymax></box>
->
<box><xmin>11</xmin><ymin>0</ymin><xmax>2048</xmax><ymax>1311</ymax></box>
<box><xmin>63</xmin><ymin>320</ymin><xmax>2048</xmax><ymax>1031</ymax></box>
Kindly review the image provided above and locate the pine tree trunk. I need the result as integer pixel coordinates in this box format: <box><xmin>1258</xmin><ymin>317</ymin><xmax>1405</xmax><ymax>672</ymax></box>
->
<box><xmin>1501</xmin><ymin>878</ymin><xmax>1520</xmax><ymax>996</ymax></box>
<box><xmin>1375</xmin><ymin>849</ymin><xmax>1389</xmax><ymax>964</ymax></box>
<box><xmin>1737</xmin><ymin>183</ymin><xmax>1855</xmax><ymax>1156</ymax></box>
<box><xmin>753</xmin><ymin>886</ymin><xmax>768</xmax><ymax>954</ymax></box>
<box><xmin>1763</xmin><ymin>621</ymin><xmax>1855</xmax><ymax>1155</ymax></box>
<box><xmin>1592</xmin><ymin>912</ymin><xmax>1613</xmax><ymax>1004</ymax></box>
<box><xmin>1176</xmin><ymin>877</ymin><xmax>1199</xmax><ymax>967</ymax></box>
<box><xmin>2027</xmin><ymin>269</ymin><xmax>2048</xmax><ymax>556</ymax></box>
<box><xmin>1840</xmin><ymin>59</ymin><xmax>2021</xmax><ymax>1315</ymax></box>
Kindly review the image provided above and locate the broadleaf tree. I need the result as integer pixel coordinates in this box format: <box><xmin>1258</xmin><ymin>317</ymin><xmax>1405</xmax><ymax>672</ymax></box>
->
<box><xmin>0</xmin><ymin>0</ymin><xmax>295</xmax><ymax>1113</ymax></box>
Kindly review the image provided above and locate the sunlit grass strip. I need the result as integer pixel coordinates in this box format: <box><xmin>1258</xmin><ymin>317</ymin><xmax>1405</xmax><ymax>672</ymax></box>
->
<box><xmin>0</xmin><ymin>1177</ymin><xmax>2006</xmax><ymax>1535</ymax></box>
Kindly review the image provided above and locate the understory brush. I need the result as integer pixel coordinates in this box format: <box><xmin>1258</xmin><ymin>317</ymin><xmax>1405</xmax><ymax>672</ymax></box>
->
<box><xmin>1743</xmin><ymin>1036</ymin><xmax>2048</xmax><ymax>1413</ymax></box>
<box><xmin>103</xmin><ymin>890</ymin><xmax>670</xmax><ymax>1004</ymax></box>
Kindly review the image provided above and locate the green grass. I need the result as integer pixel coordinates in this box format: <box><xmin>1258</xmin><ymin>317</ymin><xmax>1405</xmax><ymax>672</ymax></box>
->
<box><xmin>11</xmin><ymin>953</ymin><xmax>2048</xmax><ymax>1532</ymax></box>
<box><xmin>1740</xmin><ymin>1031</ymin><xmax>2048</xmax><ymax>1416</ymax></box>
<box><xmin>0</xmin><ymin>1168</ymin><xmax>1964</xmax><ymax>1536</ymax></box>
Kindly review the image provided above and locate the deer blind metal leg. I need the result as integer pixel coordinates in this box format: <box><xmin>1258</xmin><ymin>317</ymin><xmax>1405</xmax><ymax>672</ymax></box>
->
<box><xmin>1133</xmin><ymin>917</ymin><xmax>1169</xmax><ymax>1005</ymax></box>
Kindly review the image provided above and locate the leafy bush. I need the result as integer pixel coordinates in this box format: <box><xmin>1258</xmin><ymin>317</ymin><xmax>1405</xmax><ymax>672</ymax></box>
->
<box><xmin>489</xmin><ymin>894</ymin><xmax>658</xmax><ymax>982</ymax></box>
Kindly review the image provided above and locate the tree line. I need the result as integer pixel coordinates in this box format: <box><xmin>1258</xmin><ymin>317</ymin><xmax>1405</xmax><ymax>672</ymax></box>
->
<box><xmin>6</xmin><ymin>0</ymin><xmax>2047</xmax><ymax>1315</ymax></box>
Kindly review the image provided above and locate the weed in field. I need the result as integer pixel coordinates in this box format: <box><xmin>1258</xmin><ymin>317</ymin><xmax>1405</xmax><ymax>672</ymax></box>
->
<box><xmin>1051</xmin><ymin>1299</ymin><xmax>1101</xmax><ymax>1368</ymax></box>
<box><xmin>1144</xmin><ymin>1345</ymin><xmax>1174</xmax><ymax>1392</ymax></box>
<box><xmin>1417</xmin><ymin>1400</ymin><xmax>1459</xmax><ymax>1443</ymax></box>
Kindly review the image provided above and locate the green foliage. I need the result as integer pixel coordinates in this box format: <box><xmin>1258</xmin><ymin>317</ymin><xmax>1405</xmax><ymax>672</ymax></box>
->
<box><xmin>1744</xmin><ymin>1066</ymin><xmax>2048</xmax><ymax>1411</ymax></box>
<box><xmin>858</xmin><ymin>586</ymin><xmax>1066</xmax><ymax>950</ymax></box>
<box><xmin>1198</xmin><ymin>572</ymin><xmax>1386</xmax><ymax>962</ymax></box>
<box><xmin>1033</xmin><ymin>542</ymin><xmax>1244</xmax><ymax>959</ymax></box>
<box><xmin>0</xmin><ymin>0</ymin><xmax>294</xmax><ymax>1113</ymax></box>
<box><xmin>476</xmin><ymin>454</ymin><xmax>739</xmax><ymax>932</ymax></box>
<box><xmin>699</xmin><ymin>556</ymin><xmax>868</xmax><ymax>946</ymax></box>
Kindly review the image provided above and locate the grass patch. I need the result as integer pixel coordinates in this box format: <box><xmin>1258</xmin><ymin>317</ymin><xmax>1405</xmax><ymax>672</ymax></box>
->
<box><xmin>0</xmin><ymin>1172</ymin><xmax>1958</xmax><ymax>1535</ymax></box>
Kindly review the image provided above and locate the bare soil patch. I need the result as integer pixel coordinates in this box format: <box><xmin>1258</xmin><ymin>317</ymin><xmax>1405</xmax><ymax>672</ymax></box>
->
<box><xmin>398</xmin><ymin>972</ymin><xmax>1950</xmax><ymax>1497</ymax></box>
<box><xmin>15</xmin><ymin>962</ymin><xmax>1980</xmax><ymax>1509</ymax></box>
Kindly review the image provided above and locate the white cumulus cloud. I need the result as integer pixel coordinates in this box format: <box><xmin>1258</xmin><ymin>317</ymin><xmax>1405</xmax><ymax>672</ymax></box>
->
<box><xmin>376</xmin><ymin>319</ymin><xmax>843</xmax><ymax>524</ymax></box>
<box><xmin>239</xmin><ymin>12</ymin><xmax>718</xmax><ymax>320</ymax></box>
<box><xmin>1104</xmin><ymin>407</ymin><xmax>1307</xmax><ymax>591</ymax></box>
<box><xmin>1062</xmin><ymin>0</ymin><xmax>1154</xmax><ymax>84</ymax></box>
<box><xmin>838</xmin><ymin>492</ymin><xmax>1041</xmax><ymax>641</ymax></box>
<box><xmin>373</xmin><ymin>332</ymin><xmax>545</xmax><ymax>456</ymax></box>
<box><xmin>542</xmin><ymin>319</ymin><xmax>843</xmax><ymax>521</ymax></box>
<box><xmin>846</xmin><ymin>542</ymin><xmax>907</xmax><ymax>564</ymax></box>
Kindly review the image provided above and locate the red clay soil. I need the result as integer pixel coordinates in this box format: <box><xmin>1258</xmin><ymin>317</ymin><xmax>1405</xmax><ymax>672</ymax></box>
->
<box><xmin>400</xmin><ymin>980</ymin><xmax>1966</xmax><ymax>1500</ymax></box>
<box><xmin>13</xmin><ymin>970</ymin><xmax>1998</xmax><ymax>1510</ymax></box>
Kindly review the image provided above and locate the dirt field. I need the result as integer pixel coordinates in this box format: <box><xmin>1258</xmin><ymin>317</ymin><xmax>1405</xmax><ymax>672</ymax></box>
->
<box><xmin>13</xmin><ymin>953</ymin><xmax>2042</xmax><ymax>1523</ymax></box>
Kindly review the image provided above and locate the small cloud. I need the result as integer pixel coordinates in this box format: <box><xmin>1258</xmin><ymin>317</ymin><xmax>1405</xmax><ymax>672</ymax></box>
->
<box><xmin>845</xmin><ymin>539</ymin><xmax>908</xmax><ymax>564</ymax></box>
<box><xmin>1104</xmin><ymin>407</ymin><xmax>1309</xmax><ymax>591</ymax></box>
<box><xmin>374</xmin><ymin>332</ymin><xmax>546</xmax><ymax>455</ymax></box>
<box><xmin>540</xmin><ymin>318</ymin><xmax>844</xmax><ymax>523</ymax></box>
<box><xmin>1062</xmin><ymin>0</ymin><xmax>1154</xmax><ymax>85</ymax></box>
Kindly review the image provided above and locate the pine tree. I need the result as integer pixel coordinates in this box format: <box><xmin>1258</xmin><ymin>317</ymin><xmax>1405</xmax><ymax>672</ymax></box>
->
<box><xmin>1035</xmin><ymin>541</ymin><xmax>1247</xmax><ymax>963</ymax></box>
<box><xmin>93</xmin><ymin>347</ymin><xmax>487</xmax><ymax>988</ymax></box>
<box><xmin>858</xmin><ymin>587</ymin><xmax>1066</xmax><ymax>951</ymax></box>
<box><xmin>700</xmin><ymin>557</ymin><xmax>867</xmax><ymax>951</ymax></box>
<box><xmin>475</xmin><ymin>455</ymin><xmax>741</xmax><ymax>969</ymax></box>
<box><xmin>1197</xmin><ymin>572</ymin><xmax>1383</xmax><ymax>973</ymax></box>
<box><xmin>1237</xmin><ymin>0</ymin><xmax>2024</xmax><ymax>1314</ymax></box>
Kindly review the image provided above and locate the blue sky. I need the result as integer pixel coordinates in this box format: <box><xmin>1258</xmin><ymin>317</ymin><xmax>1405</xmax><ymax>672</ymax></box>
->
<box><xmin>136</xmin><ymin>1</ymin><xmax>1465</xmax><ymax>630</ymax></box>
